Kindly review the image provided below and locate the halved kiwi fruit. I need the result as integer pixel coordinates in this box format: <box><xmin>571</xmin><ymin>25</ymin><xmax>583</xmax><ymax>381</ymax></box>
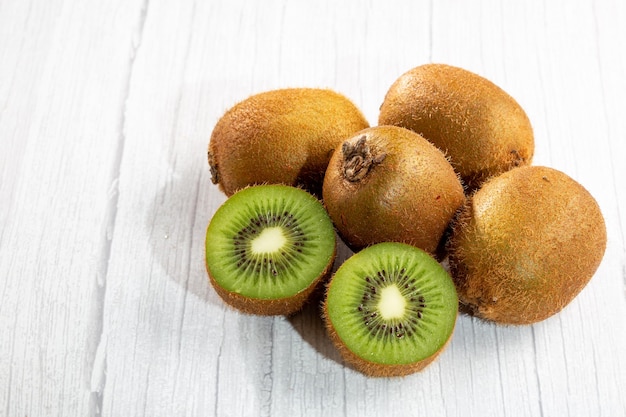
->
<box><xmin>205</xmin><ymin>184</ymin><xmax>337</xmax><ymax>315</ymax></box>
<box><xmin>447</xmin><ymin>166</ymin><xmax>607</xmax><ymax>324</ymax></box>
<box><xmin>323</xmin><ymin>242</ymin><xmax>458</xmax><ymax>377</ymax></box>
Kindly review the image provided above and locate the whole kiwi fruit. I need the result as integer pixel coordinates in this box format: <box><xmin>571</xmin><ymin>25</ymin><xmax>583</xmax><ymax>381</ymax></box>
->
<box><xmin>323</xmin><ymin>242</ymin><xmax>458</xmax><ymax>377</ymax></box>
<box><xmin>322</xmin><ymin>125</ymin><xmax>465</xmax><ymax>255</ymax></box>
<box><xmin>447</xmin><ymin>165</ymin><xmax>607</xmax><ymax>324</ymax></box>
<box><xmin>208</xmin><ymin>88</ymin><xmax>369</xmax><ymax>197</ymax></box>
<box><xmin>378</xmin><ymin>63</ymin><xmax>534</xmax><ymax>190</ymax></box>
<box><xmin>205</xmin><ymin>184</ymin><xmax>337</xmax><ymax>316</ymax></box>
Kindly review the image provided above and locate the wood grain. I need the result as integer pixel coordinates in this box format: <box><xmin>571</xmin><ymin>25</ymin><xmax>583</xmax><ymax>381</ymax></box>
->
<box><xmin>1</xmin><ymin>1</ymin><xmax>625</xmax><ymax>416</ymax></box>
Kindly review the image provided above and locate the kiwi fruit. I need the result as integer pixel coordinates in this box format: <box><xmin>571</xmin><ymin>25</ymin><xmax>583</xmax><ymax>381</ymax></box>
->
<box><xmin>205</xmin><ymin>184</ymin><xmax>337</xmax><ymax>316</ymax></box>
<box><xmin>322</xmin><ymin>125</ymin><xmax>465</xmax><ymax>255</ymax></box>
<box><xmin>378</xmin><ymin>63</ymin><xmax>534</xmax><ymax>190</ymax></box>
<box><xmin>208</xmin><ymin>88</ymin><xmax>369</xmax><ymax>197</ymax></box>
<box><xmin>447</xmin><ymin>165</ymin><xmax>607</xmax><ymax>324</ymax></box>
<box><xmin>323</xmin><ymin>242</ymin><xmax>458</xmax><ymax>377</ymax></box>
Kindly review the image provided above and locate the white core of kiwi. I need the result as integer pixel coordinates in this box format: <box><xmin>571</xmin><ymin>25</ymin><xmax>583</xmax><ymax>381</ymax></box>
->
<box><xmin>377</xmin><ymin>285</ymin><xmax>407</xmax><ymax>319</ymax></box>
<box><xmin>250</xmin><ymin>227</ymin><xmax>287</xmax><ymax>254</ymax></box>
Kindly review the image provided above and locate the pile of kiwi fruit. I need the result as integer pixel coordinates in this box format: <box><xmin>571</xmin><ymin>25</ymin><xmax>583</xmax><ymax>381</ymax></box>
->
<box><xmin>204</xmin><ymin>64</ymin><xmax>607</xmax><ymax>377</ymax></box>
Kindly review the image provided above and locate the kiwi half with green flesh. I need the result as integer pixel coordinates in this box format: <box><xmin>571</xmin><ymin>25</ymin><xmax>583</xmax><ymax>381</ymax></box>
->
<box><xmin>447</xmin><ymin>166</ymin><xmax>607</xmax><ymax>325</ymax></box>
<box><xmin>205</xmin><ymin>184</ymin><xmax>337</xmax><ymax>315</ymax></box>
<box><xmin>208</xmin><ymin>88</ymin><xmax>369</xmax><ymax>197</ymax></box>
<box><xmin>378</xmin><ymin>63</ymin><xmax>534</xmax><ymax>191</ymax></box>
<box><xmin>324</xmin><ymin>242</ymin><xmax>458</xmax><ymax>377</ymax></box>
<box><xmin>322</xmin><ymin>125</ymin><xmax>465</xmax><ymax>256</ymax></box>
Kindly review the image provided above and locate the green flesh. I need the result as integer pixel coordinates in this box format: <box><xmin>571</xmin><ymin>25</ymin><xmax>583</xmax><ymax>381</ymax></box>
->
<box><xmin>206</xmin><ymin>185</ymin><xmax>336</xmax><ymax>300</ymax></box>
<box><xmin>326</xmin><ymin>242</ymin><xmax>458</xmax><ymax>366</ymax></box>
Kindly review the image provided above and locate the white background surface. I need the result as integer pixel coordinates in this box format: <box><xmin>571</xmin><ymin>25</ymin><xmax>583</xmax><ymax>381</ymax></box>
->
<box><xmin>1</xmin><ymin>1</ymin><xmax>625</xmax><ymax>416</ymax></box>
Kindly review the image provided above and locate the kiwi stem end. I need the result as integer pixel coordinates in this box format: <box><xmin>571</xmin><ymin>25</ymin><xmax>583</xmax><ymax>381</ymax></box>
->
<box><xmin>341</xmin><ymin>135</ymin><xmax>386</xmax><ymax>182</ymax></box>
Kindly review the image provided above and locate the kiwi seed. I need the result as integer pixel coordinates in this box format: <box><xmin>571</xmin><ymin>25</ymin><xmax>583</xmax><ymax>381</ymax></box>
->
<box><xmin>205</xmin><ymin>184</ymin><xmax>337</xmax><ymax>315</ymax></box>
<box><xmin>323</xmin><ymin>242</ymin><xmax>458</xmax><ymax>377</ymax></box>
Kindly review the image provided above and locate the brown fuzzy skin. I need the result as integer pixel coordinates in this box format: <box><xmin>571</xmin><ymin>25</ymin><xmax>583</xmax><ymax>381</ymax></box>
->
<box><xmin>447</xmin><ymin>166</ymin><xmax>607</xmax><ymax>325</ymax></box>
<box><xmin>321</xmin><ymin>297</ymin><xmax>453</xmax><ymax>377</ymax></box>
<box><xmin>322</xmin><ymin>126</ymin><xmax>465</xmax><ymax>255</ymax></box>
<box><xmin>206</xmin><ymin>244</ymin><xmax>336</xmax><ymax>316</ymax></box>
<box><xmin>378</xmin><ymin>63</ymin><xmax>534</xmax><ymax>190</ymax></box>
<box><xmin>208</xmin><ymin>88</ymin><xmax>369</xmax><ymax>197</ymax></box>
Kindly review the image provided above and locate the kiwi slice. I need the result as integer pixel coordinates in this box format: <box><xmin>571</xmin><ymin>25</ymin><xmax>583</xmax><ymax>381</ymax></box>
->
<box><xmin>205</xmin><ymin>185</ymin><xmax>337</xmax><ymax>315</ymax></box>
<box><xmin>324</xmin><ymin>242</ymin><xmax>458</xmax><ymax>377</ymax></box>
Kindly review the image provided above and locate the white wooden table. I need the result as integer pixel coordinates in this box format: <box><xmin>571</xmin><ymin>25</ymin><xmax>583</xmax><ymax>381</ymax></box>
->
<box><xmin>2</xmin><ymin>1</ymin><xmax>625</xmax><ymax>416</ymax></box>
